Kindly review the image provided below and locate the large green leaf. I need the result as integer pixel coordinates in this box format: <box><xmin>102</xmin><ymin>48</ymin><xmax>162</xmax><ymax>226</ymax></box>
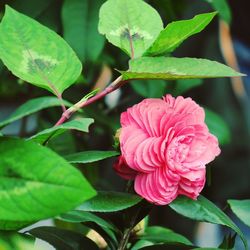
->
<box><xmin>62</xmin><ymin>0</ymin><xmax>105</xmax><ymax>62</ymax></box>
<box><xmin>28</xmin><ymin>226</ymin><xmax>99</xmax><ymax>250</ymax></box>
<box><xmin>205</xmin><ymin>108</ymin><xmax>231</xmax><ymax>145</ymax></box>
<box><xmin>79</xmin><ymin>191</ymin><xmax>142</xmax><ymax>212</ymax></box>
<box><xmin>65</xmin><ymin>150</ymin><xmax>119</xmax><ymax>164</ymax></box>
<box><xmin>0</xmin><ymin>137</ymin><xmax>96</xmax><ymax>230</ymax></box>
<box><xmin>204</xmin><ymin>0</ymin><xmax>231</xmax><ymax>24</ymax></box>
<box><xmin>0</xmin><ymin>96</ymin><xmax>72</xmax><ymax>129</ymax></box>
<box><xmin>120</xmin><ymin>57</ymin><xmax>243</xmax><ymax>80</ymax></box>
<box><xmin>169</xmin><ymin>196</ymin><xmax>248</xmax><ymax>250</ymax></box>
<box><xmin>228</xmin><ymin>199</ymin><xmax>250</xmax><ymax>227</ymax></box>
<box><xmin>28</xmin><ymin>118</ymin><xmax>94</xmax><ymax>144</ymax></box>
<box><xmin>145</xmin><ymin>12</ymin><xmax>216</xmax><ymax>56</ymax></box>
<box><xmin>0</xmin><ymin>6</ymin><xmax>82</xmax><ymax>94</ymax></box>
<box><xmin>140</xmin><ymin>226</ymin><xmax>193</xmax><ymax>246</ymax></box>
<box><xmin>98</xmin><ymin>0</ymin><xmax>163</xmax><ymax>58</ymax></box>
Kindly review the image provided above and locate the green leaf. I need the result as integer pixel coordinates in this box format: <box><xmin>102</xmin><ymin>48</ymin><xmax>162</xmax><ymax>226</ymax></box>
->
<box><xmin>131</xmin><ymin>240</ymin><xmax>154</xmax><ymax>250</ymax></box>
<box><xmin>140</xmin><ymin>226</ymin><xmax>193</xmax><ymax>246</ymax></box>
<box><xmin>62</xmin><ymin>0</ymin><xmax>105</xmax><ymax>62</ymax></box>
<box><xmin>228</xmin><ymin>199</ymin><xmax>250</xmax><ymax>227</ymax></box>
<box><xmin>119</xmin><ymin>57</ymin><xmax>242</xmax><ymax>80</ymax></box>
<box><xmin>169</xmin><ymin>195</ymin><xmax>248</xmax><ymax>250</ymax></box>
<box><xmin>0</xmin><ymin>6</ymin><xmax>82</xmax><ymax>94</ymax></box>
<box><xmin>0</xmin><ymin>96</ymin><xmax>72</xmax><ymax>129</ymax></box>
<box><xmin>0</xmin><ymin>137</ymin><xmax>96</xmax><ymax>230</ymax></box>
<box><xmin>79</xmin><ymin>191</ymin><xmax>142</xmax><ymax>212</ymax></box>
<box><xmin>204</xmin><ymin>0</ymin><xmax>231</xmax><ymax>24</ymax></box>
<box><xmin>137</xmin><ymin>245</ymin><xmax>192</xmax><ymax>250</ymax></box>
<box><xmin>59</xmin><ymin>210</ymin><xmax>118</xmax><ymax>248</ymax></box>
<box><xmin>192</xmin><ymin>248</ymin><xmax>220</xmax><ymax>250</ymax></box>
<box><xmin>219</xmin><ymin>233</ymin><xmax>236</xmax><ymax>249</ymax></box>
<box><xmin>145</xmin><ymin>12</ymin><xmax>216</xmax><ymax>56</ymax></box>
<box><xmin>98</xmin><ymin>0</ymin><xmax>163</xmax><ymax>58</ymax></box>
<box><xmin>131</xmin><ymin>80</ymin><xmax>169</xmax><ymax>98</ymax></box>
<box><xmin>59</xmin><ymin>210</ymin><xmax>117</xmax><ymax>232</ymax></box>
<box><xmin>65</xmin><ymin>151</ymin><xmax>119</xmax><ymax>164</ymax></box>
<box><xmin>173</xmin><ymin>79</ymin><xmax>203</xmax><ymax>95</ymax></box>
<box><xmin>205</xmin><ymin>108</ymin><xmax>231</xmax><ymax>145</ymax></box>
<box><xmin>28</xmin><ymin>118</ymin><xmax>94</xmax><ymax>144</ymax></box>
<box><xmin>120</xmin><ymin>57</ymin><xmax>243</xmax><ymax>81</ymax></box>
<box><xmin>28</xmin><ymin>226</ymin><xmax>99</xmax><ymax>250</ymax></box>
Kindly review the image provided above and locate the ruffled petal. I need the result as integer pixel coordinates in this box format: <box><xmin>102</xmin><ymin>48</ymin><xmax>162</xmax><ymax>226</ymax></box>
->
<box><xmin>120</xmin><ymin>127</ymin><xmax>148</xmax><ymax>169</ymax></box>
<box><xmin>135</xmin><ymin>168</ymin><xmax>179</xmax><ymax>205</ymax></box>
<box><xmin>164</xmin><ymin>95</ymin><xmax>205</xmax><ymax>124</ymax></box>
<box><xmin>178</xmin><ymin>172</ymin><xmax>206</xmax><ymax>200</ymax></box>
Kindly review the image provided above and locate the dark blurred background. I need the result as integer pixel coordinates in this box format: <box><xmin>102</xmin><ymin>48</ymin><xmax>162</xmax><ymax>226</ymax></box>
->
<box><xmin>0</xmin><ymin>0</ymin><xmax>249</xmax><ymax>248</ymax></box>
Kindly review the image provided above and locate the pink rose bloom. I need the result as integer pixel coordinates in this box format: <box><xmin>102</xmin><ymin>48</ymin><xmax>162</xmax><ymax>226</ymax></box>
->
<box><xmin>114</xmin><ymin>94</ymin><xmax>220</xmax><ymax>205</ymax></box>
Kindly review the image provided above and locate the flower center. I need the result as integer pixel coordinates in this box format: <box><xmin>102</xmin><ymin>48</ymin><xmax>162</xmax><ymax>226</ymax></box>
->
<box><xmin>166</xmin><ymin>135</ymin><xmax>193</xmax><ymax>171</ymax></box>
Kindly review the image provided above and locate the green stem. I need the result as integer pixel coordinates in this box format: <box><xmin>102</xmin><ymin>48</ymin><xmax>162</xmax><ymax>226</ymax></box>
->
<box><xmin>117</xmin><ymin>200</ymin><xmax>146</xmax><ymax>250</ymax></box>
<box><xmin>117</xmin><ymin>228</ymin><xmax>133</xmax><ymax>250</ymax></box>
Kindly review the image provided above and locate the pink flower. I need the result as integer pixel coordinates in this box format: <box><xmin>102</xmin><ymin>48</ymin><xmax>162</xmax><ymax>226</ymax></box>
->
<box><xmin>114</xmin><ymin>94</ymin><xmax>220</xmax><ymax>205</ymax></box>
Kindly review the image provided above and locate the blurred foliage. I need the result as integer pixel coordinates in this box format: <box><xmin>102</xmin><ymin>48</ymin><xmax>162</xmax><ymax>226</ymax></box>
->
<box><xmin>204</xmin><ymin>0</ymin><xmax>232</xmax><ymax>24</ymax></box>
<box><xmin>0</xmin><ymin>0</ymin><xmax>249</xmax><ymax>244</ymax></box>
<box><xmin>0</xmin><ymin>232</ymin><xmax>35</xmax><ymax>250</ymax></box>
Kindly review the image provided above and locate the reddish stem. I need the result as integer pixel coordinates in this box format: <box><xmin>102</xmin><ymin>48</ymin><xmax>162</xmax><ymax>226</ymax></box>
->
<box><xmin>58</xmin><ymin>93</ymin><xmax>67</xmax><ymax>113</ymax></box>
<box><xmin>128</xmin><ymin>27</ymin><xmax>135</xmax><ymax>59</ymax></box>
<box><xmin>55</xmin><ymin>76</ymin><xmax>124</xmax><ymax>126</ymax></box>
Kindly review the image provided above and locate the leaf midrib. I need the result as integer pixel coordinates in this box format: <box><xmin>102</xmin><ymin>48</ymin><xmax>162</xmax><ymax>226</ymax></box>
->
<box><xmin>123</xmin><ymin>71</ymin><xmax>237</xmax><ymax>79</ymax></box>
<box><xmin>10</xmin><ymin>9</ymin><xmax>60</xmax><ymax>94</ymax></box>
